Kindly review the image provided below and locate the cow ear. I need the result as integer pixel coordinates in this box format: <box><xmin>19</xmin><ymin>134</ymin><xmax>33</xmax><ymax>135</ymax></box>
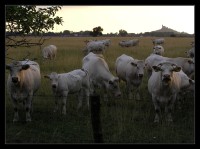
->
<box><xmin>188</xmin><ymin>59</ymin><xmax>194</xmax><ymax>64</ymax></box>
<box><xmin>6</xmin><ymin>64</ymin><xmax>11</xmax><ymax>69</ymax></box>
<box><xmin>22</xmin><ymin>64</ymin><xmax>30</xmax><ymax>70</ymax></box>
<box><xmin>44</xmin><ymin>75</ymin><xmax>50</xmax><ymax>79</ymax></box>
<box><xmin>172</xmin><ymin>66</ymin><xmax>181</xmax><ymax>72</ymax></box>
<box><xmin>130</xmin><ymin>62</ymin><xmax>137</xmax><ymax>67</ymax></box>
<box><xmin>114</xmin><ymin>77</ymin><xmax>119</xmax><ymax>82</ymax></box>
<box><xmin>189</xmin><ymin>79</ymin><xmax>195</xmax><ymax>84</ymax></box>
<box><xmin>152</xmin><ymin>65</ymin><xmax>161</xmax><ymax>72</ymax></box>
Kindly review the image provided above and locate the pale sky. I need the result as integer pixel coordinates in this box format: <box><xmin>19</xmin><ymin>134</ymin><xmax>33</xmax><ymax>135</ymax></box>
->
<box><xmin>44</xmin><ymin>6</ymin><xmax>194</xmax><ymax>34</ymax></box>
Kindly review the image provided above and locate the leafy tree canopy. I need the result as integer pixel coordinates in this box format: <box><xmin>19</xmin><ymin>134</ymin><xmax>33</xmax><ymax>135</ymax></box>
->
<box><xmin>6</xmin><ymin>5</ymin><xmax>63</xmax><ymax>49</ymax></box>
<box><xmin>90</xmin><ymin>26</ymin><xmax>103</xmax><ymax>37</ymax></box>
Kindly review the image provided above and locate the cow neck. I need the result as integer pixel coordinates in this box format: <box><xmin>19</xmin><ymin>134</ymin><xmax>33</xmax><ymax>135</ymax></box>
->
<box><xmin>19</xmin><ymin>69</ymin><xmax>25</xmax><ymax>90</ymax></box>
<box><xmin>101</xmin><ymin>67</ymin><xmax>114</xmax><ymax>82</ymax></box>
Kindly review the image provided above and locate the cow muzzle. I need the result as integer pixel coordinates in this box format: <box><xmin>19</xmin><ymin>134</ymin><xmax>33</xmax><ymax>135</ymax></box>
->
<box><xmin>115</xmin><ymin>92</ymin><xmax>121</xmax><ymax>98</ymax></box>
<box><xmin>12</xmin><ymin>77</ymin><xmax>19</xmax><ymax>83</ymax></box>
<box><xmin>138</xmin><ymin>74</ymin><xmax>144</xmax><ymax>78</ymax></box>
<box><xmin>52</xmin><ymin>84</ymin><xmax>57</xmax><ymax>88</ymax></box>
<box><xmin>162</xmin><ymin>74</ymin><xmax>171</xmax><ymax>84</ymax></box>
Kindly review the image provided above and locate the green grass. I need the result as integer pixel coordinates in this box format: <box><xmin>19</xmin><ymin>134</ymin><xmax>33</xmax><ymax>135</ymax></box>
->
<box><xmin>5</xmin><ymin>36</ymin><xmax>195</xmax><ymax>144</ymax></box>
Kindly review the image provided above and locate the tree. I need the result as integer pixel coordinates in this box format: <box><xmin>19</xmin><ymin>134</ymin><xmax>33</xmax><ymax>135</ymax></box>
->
<box><xmin>6</xmin><ymin>6</ymin><xmax>63</xmax><ymax>50</ymax></box>
<box><xmin>90</xmin><ymin>26</ymin><xmax>103</xmax><ymax>37</ymax></box>
<box><xmin>119</xmin><ymin>29</ymin><xmax>128</xmax><ymax>37</ymax></box>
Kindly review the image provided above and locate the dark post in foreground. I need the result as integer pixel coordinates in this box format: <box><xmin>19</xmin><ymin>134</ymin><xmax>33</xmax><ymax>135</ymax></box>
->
<box><xmin>90</xmin><ymin>94</ymin><xmax>103</xmax><ymax>143</ymax></box>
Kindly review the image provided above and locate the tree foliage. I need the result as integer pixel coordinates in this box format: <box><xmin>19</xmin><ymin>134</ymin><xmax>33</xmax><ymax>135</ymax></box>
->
<box><xmin>90</xmin><ymin>26</ymin><xmax>103</xmax><ymax>37</ymax></box>
<box><xmin>119</xmin><ymin>29</ymin><xmax>128</xmax><ymax>37</ymax></box>
<box><xmin>6</xmin><ymin>5</ymin><xmax>63</xmax><ymax>49</ymax></box>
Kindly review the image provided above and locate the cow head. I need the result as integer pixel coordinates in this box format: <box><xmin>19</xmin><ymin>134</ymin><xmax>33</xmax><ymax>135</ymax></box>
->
<box><xmin>153</xmin><ymin>45</ymin><xmax>164</xmax><ymax>55</ymax></box>
<box><xmin>6</xmin><ymin>61</ymin><xmax>30</xmax><ymax>85</ymax></box>
<box><xmin>180</xmin><ymin>72</ymin><xmax>195</xmax><ymax>92</ymax></box>
<box><xmin>44</xmin><ymin>72</ymin><xmax>59</xmax><ymax>90</ymax></box>
<box><xmin>130</xmin><ymin>60</ymin><xmax>145</xmax><ymax>79</ymax></box>
<box><xmin>106</xmin><ymin>77</ymin><xmax>121</xmax><ymax>98</ymax></box>
<box><xmin>152</xmin><ymin>62</ymin><xmax>181</xmax><ymax>86</ymax></box>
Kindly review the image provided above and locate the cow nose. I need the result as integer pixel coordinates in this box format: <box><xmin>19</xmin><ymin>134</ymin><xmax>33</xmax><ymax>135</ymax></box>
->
<box><xmin>12</xmin><ymin>77</ymin><xmax>18</xmax><ymax>83</ymax></box>
<box><xmin>138</xmin><ymin>74</ymin><xmax>143</xmax><ymax>78</ymax></box>
<box><xmin>163</xmin><ymin>74</ymin><xmax>170</xmax><ymax>78</ymax></box>
<box><xmin>52</xmin><ymin>84</ymin><xmax>57</xmax><ymax>88</ymax></box>
<box><xmin>115</xmin><ymin>93</ymin><xmax>121</xmax><ymax>98</ymax></box>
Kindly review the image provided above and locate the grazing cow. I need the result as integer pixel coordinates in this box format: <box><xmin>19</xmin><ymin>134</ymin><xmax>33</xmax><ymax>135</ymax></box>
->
<box><xmin>82</xmin><ymin>52</ymin><xmax>121</xmax><ymax>100</ymax></box>
<box><xmin>148</xmin><ymin>62</ymin><xmax>194</xmax><ymax>122</ymax></box>
<box><xmin>145</xmin><ymin>54</ymin><xmax>194</xmax><ymax>78</ymax></box>
<box><xmin>115</xmin><ymin>54</ymin><xmax>145</xmax><ymax>100</ymax></box>
<box><xmin>185</xmin><ymin>47</ymin><xmax>195</xmax><ymax>59</ymax></box>
<box><xmin>82</xmin><ymin>40</ymin><xmax>106</xmax><ymax>55</ymax></box>
<box><xmin>176</xmin><ymin>70</ymin><xmax>195</xmax><ymax>109</ymax></box>
<box><xmin>42</xmin><ymin>45</ymin><xmax>57</xmax><ymax>60</ymax></box>
<box><xmin>6</xmin><ymin>60</ymin><xmax>41</xmax><ymax>122</ymax></box>
<box><xmin>152</xmin><ymin>45</ymin><xmax>164</xmax><ymax>56</ymax></box>
<box><xmin>44</xmin><ymin>69</ymin><xmax>90</xmax><ymax>114</ymax></box>
<box><xmin>119</xmin><ymin>39</ymin><xmax>139</xmax><ymax>48</ymax></box>
<box><xmin>152</xmin><ymin>38</ymin><xmax>165</xmax><ymax>45</ymax></box>
<box><xmin>101</xmin><ymin>39</ymin><xmax>111</xmax><ymax>47</ymax></box>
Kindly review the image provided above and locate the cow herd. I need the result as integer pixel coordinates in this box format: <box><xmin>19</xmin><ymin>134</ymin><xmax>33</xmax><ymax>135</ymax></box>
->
<box><xmin>6</xmin><ymin>38</ymin><xmax>195</xmax><ymax>123</ymax></box>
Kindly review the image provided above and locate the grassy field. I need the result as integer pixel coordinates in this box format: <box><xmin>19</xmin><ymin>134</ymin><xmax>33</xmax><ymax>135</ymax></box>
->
<box><xmin>5</xmin><ymin>36</ymin><xmax>195</xmax><ymax>144</ymax></box>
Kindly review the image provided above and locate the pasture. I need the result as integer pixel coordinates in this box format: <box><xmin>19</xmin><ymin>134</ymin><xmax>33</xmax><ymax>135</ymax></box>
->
<box><xmin>5</xmin><ymin>36</ymin><xmax>195</xmax><ymax>144</ymax></box>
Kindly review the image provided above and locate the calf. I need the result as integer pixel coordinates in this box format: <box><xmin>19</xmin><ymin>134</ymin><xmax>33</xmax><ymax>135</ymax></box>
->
<box><xmin>44</xmin><ymin>69</ymin><xmax>90</xmax><ymax>114</ymax></box>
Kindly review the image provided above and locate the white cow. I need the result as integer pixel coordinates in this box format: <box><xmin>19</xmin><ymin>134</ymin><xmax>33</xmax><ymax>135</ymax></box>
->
<box><xmin>152</xmin><ymin>45</ymin><xmax>164</xmax><ymax>56</ymax></box>
<box><xmin>152</xmin><ymin>38</ymin><xmax>165</xmax><ymax>45</ymax></box>
<box><xmin>82</xmin><ymin>52</ymin><xmax>121</xmax><ymax>100</ymax></box>
<box><xmin>185</xmin><ymin>47</ymin><xmax>194</xmax><ymax>59</ymax></box>
<box><xmin>145</xmin><ymin>54</ymin><xmax>195</xmax><ymax>78</ymax></box>
<box><xmin>119</xmin><ymin>39</ymin><xmax>139</xmax><ymax>47</ymax></box>
<box><xmin>44</xmin><ymin>69</ymin><xmax>90</xmax><ymax>114</ymax></box>
<box><xmin>42</xmin><ymin>45</ymin><xmax>57</xmax><ymax>60</ymax></box>
<box><xmin>148</xmin><ymin>62</ymin><xmax>194</xmax><ymax>123</ymax></box>
<box><xmin>101</xmin><ymin>39</ymin><xmax>111</xmax><ymax>47</ymax></box>
<box><xmin>6</xmin><ymin>60</ymin><xmax>41</xmax><ymax>122</ymax></box>
<box><xmin>82</xmin><ymin>41</ymin><xmax>106</xmax><ymax>55</ymax></box>
<box><xmin>115</xmin><ymin>54</ymin><xmax>145</xmax><ymax>100</ymax></box>
<box><xmin>176</xmin><ymin>70</ymin><xmax>195</xmax><ymax>109</ymax></box>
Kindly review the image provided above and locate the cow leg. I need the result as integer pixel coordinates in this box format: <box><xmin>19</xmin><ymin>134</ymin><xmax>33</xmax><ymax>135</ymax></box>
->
<box><xmin>103</xmin><ymin>92</ymin><xmax>108</xmax><ymax>101</ymax></box>
<box><xmin>79</xmin><ymin>88</ymin><xmax>90</xmax><ymax>110</ymax></box>
<box><xmin>77</xmin><ymin>90</ymin><xmax>83</xmax><ymax>110</ymax></box>
<box><xmin>85</xmin><ymin>89</ymin><xmax>90</xmax><ymax>110</ymax></box>
<box><xmin>127</xmin><ymin>82</ymin><xmax>133</xmax><ymax>100</ymax></box>
<box><xmin>152</xmin><ymin>95</ymin><xmax>160</xmax><ymax>123</ymax></box>
<box><xmin>62</xmin><ymin>91</ymin><xmax>68</xmax><ymax>115</ymax></box>
<box><xmin>165</xmin><ymin>95</ymin><xmax>176</xmax><ymax>122</ymax></box>
<box><xmin>103</xmin><ymin>85</ymin><xmax>108</xmax><ymax>101</ymax></box>
<box><xmin>12</xmin><ymin>99</ymin><xmax>19</xmax><ymax>122</ymax></box>
<box><xmin>25</xmin><ymin>96</ymin><xmax>32</xmax><ymax>122</ymax></box>
<box><xmin>54</xmin><ymin>95</ymin><xmax>59</xmax><ymax>113</ymax></box>
<box><xmin>134</xmin><ymin>87</ymin><xmax>141</xmax><ymax>100</ymax></box>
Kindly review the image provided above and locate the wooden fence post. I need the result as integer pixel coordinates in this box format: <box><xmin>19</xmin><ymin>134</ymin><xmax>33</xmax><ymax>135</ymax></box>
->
<box><xmin>90</xmin><ymin>94</ymin><xmax>103</xmax><ymax>143</ymax></box>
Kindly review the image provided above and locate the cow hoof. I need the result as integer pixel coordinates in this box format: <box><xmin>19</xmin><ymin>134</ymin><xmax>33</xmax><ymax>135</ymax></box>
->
<box><xmin>154</xmin><ymin>118</ymin><xmax>159</xmax><ymax>123</ymax></box>
<box><xmin>13</xmin><ymin>119</ymin><xmax>19</xmax><ymax>123</ymax></box>
<box><xmin>128</xmin><ymin>94</ymin><xmax>133</xmax><ymax>100</ymax></box>
<box><xmin>154</xmin><ymin>120</ymin><xmax>159</xmax><ymax>123</ymax></box>
<box><xmin>135</xmin><ymin>93</ymin><xmax>141</xmax><ymax>100</ymax></box>
<box><xmin>26</xmin><ymin>119</ymin><xmax>32</xmax><ymax>122</ymax></box>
